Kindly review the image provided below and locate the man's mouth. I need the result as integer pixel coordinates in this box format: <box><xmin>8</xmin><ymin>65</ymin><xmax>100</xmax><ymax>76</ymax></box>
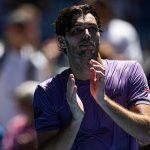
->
<box><xmin>80</xmin><ymin>44</ymin><xmax>93</xmax><ymax>46</ymax></box>
<box><xmin>79</xmin><ymin>44</ymin><xmax>94</xmax><ymax>50</ymax></box>
<box><xmin>80</xmin><ymin>41</ymin><xmax>95</xmax><ymax>48</ymax></box>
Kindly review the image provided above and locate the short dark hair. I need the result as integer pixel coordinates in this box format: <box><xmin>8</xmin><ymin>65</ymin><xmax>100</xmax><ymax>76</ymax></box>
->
<box><xmin>55</xmin><ymin>4</ymin><xmax>102</xmax><ymax>53</ymax></box>
<box><xmin>55</xmin><ymin>4</ymin><xmax>102</xmax><ymax>36</ymax></box>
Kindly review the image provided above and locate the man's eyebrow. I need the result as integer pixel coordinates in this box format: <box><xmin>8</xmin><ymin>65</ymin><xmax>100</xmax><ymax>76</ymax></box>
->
<box><xmin>72</xmin><ymin>23</ymin><xmax>83</xmax><ymax>26</ymax></box>
<box><xmin>72</xmin><ymin>23</ymin><xmax>98</xmax><ymax>27</ymax></box>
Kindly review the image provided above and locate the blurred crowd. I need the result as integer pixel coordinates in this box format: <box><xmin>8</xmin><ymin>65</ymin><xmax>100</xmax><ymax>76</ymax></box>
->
<box><xmin>0</xmin><ymin>0</ymin><xmax>149</xmax><ymax>149</ymax></box>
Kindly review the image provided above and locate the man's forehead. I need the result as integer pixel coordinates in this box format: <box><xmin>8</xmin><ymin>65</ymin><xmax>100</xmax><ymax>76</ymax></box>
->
<box><xmin>71</xmin><ymin>13</ymin><xmax>97</xmax><ymax>26</ymax></box>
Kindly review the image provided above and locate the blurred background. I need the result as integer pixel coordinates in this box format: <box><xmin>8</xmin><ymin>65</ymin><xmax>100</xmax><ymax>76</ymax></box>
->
<box><xmin>0</xmin><ymin>0</ymin><xmax>150</xmax><ymax>48</ymax></box>
<box><xmin>0</xmin><ymin>0</ymin><xmax>149</xmax><ymax>149</ymax></box>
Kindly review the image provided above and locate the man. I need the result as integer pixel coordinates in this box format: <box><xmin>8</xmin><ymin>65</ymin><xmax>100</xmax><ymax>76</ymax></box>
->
<box><xmin>33</xmin><ymin>4</ymin><xmax>150</xmax><ymax>150</ymax></box>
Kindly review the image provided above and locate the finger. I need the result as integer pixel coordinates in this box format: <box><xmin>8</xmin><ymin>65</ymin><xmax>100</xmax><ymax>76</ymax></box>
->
<box><xmin>90</xmin><ymin>67</ymin><xmax>97</xmax><ymax>82</ymax></box>
<box><xmin>72</xmin><ymin>85</ymin><xmax>77</xmax><ymax>103</ymax></box>
<box><xmin>67</xmin><ymin>74</ymin><xmax>75</xmax><ymax>98</ymax></box>
<box><xmin>90</xmin><ymin>68</ymin><xmax>105</xmax><ymax>86</ymax></box>
<box><xmin>68</xmin><ymin>74</ymin><xmax>75</xmax><ymax>88</ymax></box>
<box><xmin>91</xmin><ymin>64</ymin><xmax>105</xmax><ymax>74</ymax></box>
<box><xmin>67</xmin><ymin>86</ymin><xmax>77</xmax><ymax>110</ymax></box>
<box><xmin>90</xmin><ymin>59</ymin><xmax>105</xmax><ymax>74</ymax></box>
<box><xmin>68</xmin><ymin>85</ymin><xmax>84</xmax><ymax>112</ymax></box>
<box><xmin>90</xmin><ymin>59</ymin><xmax>103</xmax><ymax>67</ymax></box>
<box><xmin>95</xmin><ymin>70</ymin><xmax>105</xmax><ymax>77</ymax></box>
<box><xmin>95</xmin><ymin>71</ymin><xmax>105</xmax><ymax>85</ymax></box>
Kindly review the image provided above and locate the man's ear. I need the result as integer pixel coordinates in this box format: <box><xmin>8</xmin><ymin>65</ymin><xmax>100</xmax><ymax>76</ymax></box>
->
<box><xmin>57</xmin><ymin>35</ymin><xmax>67</xmax><ymax>50</ymax></box>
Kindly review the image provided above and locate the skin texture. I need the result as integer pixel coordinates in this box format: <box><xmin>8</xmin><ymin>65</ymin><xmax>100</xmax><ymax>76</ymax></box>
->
<box><xmin>64</xmin><ymin>13</ymin><xmax>100</xmax><ymax>80</ymax></box>
<box><xmin>37</xmin><ymin>12</ymin><xmax>150</xmax><ymax>150</ymax></box>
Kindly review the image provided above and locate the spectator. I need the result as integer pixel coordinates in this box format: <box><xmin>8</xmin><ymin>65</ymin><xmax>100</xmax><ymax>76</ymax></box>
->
<box><xmin>0</xmin><ymin>6</ymin><xmax>49</xmax><ymax>127</ymax></box>
<box><xmin>2</xmin><ymin>81</ymin><xmax>38</xmax><ymax>150</ymax></box>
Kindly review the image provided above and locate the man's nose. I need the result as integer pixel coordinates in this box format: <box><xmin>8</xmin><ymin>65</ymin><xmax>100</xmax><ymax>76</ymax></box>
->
<box><xmin>83</xmin><ymin>28</ymin><xmax>91</xmax><ymax>39</ymax></box>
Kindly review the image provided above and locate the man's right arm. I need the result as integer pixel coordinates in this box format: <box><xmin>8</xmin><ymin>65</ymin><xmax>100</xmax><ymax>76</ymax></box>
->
<box><xmin>36</xmin><ymin>74</ymin><xmax>84</xmax><ymax>150</ymax></box>
<box><xmin>37</xmin><ymin>119</ymin><xmax>82</xmax><ymax>150</ymax></box>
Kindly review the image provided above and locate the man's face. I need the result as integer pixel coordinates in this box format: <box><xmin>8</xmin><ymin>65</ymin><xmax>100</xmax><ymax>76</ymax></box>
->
<box><xmin>64</xmin><ymin>13</ymin><xmax>100</xmax><ymax>63</ymax></box>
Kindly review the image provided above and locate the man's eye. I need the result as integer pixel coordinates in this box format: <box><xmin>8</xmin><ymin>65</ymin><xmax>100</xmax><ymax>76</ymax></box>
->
<box><xmin>89</xmin><ymin>26</ymin><xmax>99</xmax><ymax>32</ymax></box>
<box><xmin>71</xmin><ymin>27</ymin><xmax>82</xmax><ymax>34</ymax></box>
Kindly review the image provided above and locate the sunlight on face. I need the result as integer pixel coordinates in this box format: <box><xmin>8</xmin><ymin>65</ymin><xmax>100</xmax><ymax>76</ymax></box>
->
<box><xmin>65</xmin><ymin>13</ymin><xmax>100</xmax><ymax>63</ymax></box>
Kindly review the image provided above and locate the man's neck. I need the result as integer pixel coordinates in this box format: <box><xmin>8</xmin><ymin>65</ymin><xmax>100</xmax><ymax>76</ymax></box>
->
<box><xmin>69</xmin><ymin>56</ymin><xmax>102</xmax><ymax>80</ymax></box>
<box><xmin>71</xmin><ymin>65</ymin><xmax>90</xmax><ymax>80</ymax></box>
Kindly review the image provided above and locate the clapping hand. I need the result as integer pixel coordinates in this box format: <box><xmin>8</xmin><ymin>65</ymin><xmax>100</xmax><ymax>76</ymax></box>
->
<box><xmin>66</xmin><ymin>74</ymin><xmax>84</xmax><ymax>122</ymax></box>
<box><xmin>90</xmin><ymin>59</ymin><xmax>106</xmax><ymax>105</ymax></box>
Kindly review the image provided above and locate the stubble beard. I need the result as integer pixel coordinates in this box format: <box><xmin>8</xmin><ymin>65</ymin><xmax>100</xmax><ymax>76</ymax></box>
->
<box><xmin>66</xmin><ymin>38</ymin><xmax>100</xmax><ymax>73</ymax></box>
<box><xmin>69</xmin><ymin>47</ymin><xmax>99</xmax><ymax>74</ymax></box>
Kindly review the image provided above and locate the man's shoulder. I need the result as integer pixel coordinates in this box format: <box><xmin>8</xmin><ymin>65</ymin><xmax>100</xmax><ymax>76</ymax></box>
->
<box><xmin>103</xmin><ymin>59</ymin><xmax>139</xmax><ymax>67</ymax></box>
<box><xmin>103</xmin><ymin>59</ymin><xmax>140</xmax><ymax>74</ymax></box>
<box><xmin>38</xmin><ymin>68</ymin><xmax>70</xmax><ymax>91</ymax></box>
<box><xmin>33</xmin><ymin>68</ymin><xmax>70</xmax><ymax>107</ymax></box>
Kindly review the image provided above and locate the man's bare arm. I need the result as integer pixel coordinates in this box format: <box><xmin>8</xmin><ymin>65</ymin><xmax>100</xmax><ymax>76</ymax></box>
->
<box><xmin>37</xmin><ymin>74</ymin><xmax>84</xmax><ymax>150</ymax></box>
<box><xmin>37</xmin><ymin>119</ymin><xmax>82</xmax><ymax>150</ymax></box>
<box><xmin>90</xmin><ymin>59</ymin><xmax>150</xmax><ymax>144</ymax></box>
<box><xmin>100</xmin><ymin>97</ymin><xmax>150</xmax><ymax>144</ymax></box>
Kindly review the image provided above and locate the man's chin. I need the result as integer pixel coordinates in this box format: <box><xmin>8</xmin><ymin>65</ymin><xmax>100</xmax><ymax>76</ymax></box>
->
<box><xmin>80</xmin><ymin>45</ymin><xmax>94</xmax><ymax>51</ymax></box>
<box><xmin>80</xmin><ymin>52</ymin><xmax>97</xmax><ymax>62</ymax></box>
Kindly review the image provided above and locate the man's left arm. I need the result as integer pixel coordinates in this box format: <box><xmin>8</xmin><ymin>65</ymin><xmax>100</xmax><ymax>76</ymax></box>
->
<box><xmin>90</xmin><ymin>59</ymin><xmax>150</xmax><ymax>145</ymax></box>
<box><xmin>100</xmin><ymin>96</ymin><xmax>150</xmax><ymax>145</ymax></box>
<box><xmin>130</xmin><ymin>104</ymin><xmax>150</xmax><ymax>145</ymax></box>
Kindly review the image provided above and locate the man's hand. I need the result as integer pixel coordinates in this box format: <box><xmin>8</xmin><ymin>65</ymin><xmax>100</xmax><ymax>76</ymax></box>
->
<box><xmin>66</xmin><ymin>74</ymin><xmax>84</xmax><ymax>121</ymax></box>
<box><xmin>90</xmin><ymin>59</ymin><xmax>105</xmax><ymax>105</ymax></box>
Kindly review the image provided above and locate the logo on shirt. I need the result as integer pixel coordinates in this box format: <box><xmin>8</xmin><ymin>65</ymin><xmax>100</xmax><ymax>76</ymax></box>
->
<box><xmin>34</xmin><ymin>106</ymin><xmax>42</xmax><ymax>118</ymax></box>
